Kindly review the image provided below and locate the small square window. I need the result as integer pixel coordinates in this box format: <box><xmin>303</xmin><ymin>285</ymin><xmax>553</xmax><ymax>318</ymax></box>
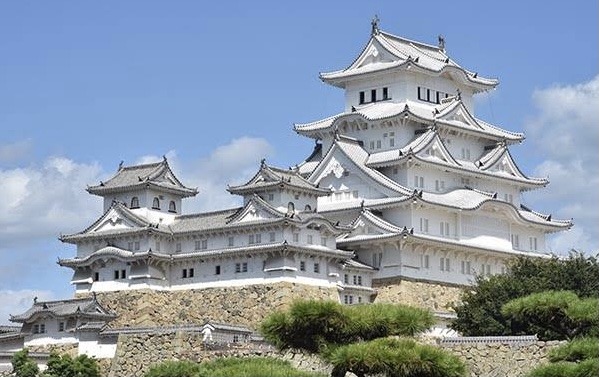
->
<box><xmin>299</xmin><ymin>261</ymin><xmax>306</xmax><ymax>271</ymax></box>
<box><xmin>292</xmin><ymin>233</ymin><xmax>299</xmax><ymax>242</ymax></box>
<box><xmin>313</xmin><ymin>262</ymin><xmax>320</xmax><ymax>273</ymax></box>
<box><xmin>269</xmin><ymin>232</ymin><xmax>276</xmax><ymax>242</ymax></box>
<box><xmin>215</xmin><ymin>265</ymin><xmax>221</xmax><ymax>275</ymax></box>
<box><xmin>114</xmin><ymin>270</ymin><xmax>119</xmax><ymax>280</ymax></box>
<box><xmin>121</xmin><ymin>269</ymin><xmax>126</xmax><ymax>279</ymax></box>
<box><xmin>175</xmin><ymin>243</ymin><xmax>181</xmax><ymax>252</ymax></box>
<box><xmin>58</xmin><ymin>322</ymin><xmax>65</xmax><ymax>332</ymax></box>
<box><xmin>359</xmin><ymin>91</ymin><xmax>365</xmax><ymax>104</ymax></box>
<box><xmin>182</xmin><ymin>269</ymin><xmax>188</xmax><ymax>278</ymax></box>
<box><xmin>228</xmin><ymin>237</ymin><xmax>234</xmax><ymax>247</ymax></box>
<box><xmin>93</xmin><ymin>272</ymin><xmax>99</xmax><ymax>282</ymax></box>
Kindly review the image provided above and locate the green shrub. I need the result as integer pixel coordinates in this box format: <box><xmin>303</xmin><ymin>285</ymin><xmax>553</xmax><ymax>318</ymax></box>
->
<box><xmin>11</xmin><ymin>348</ymin><xmax>39</xmax><ymax>377</ymax></box>
<box><xmin>42</xmin><ymin>353</ymin><xmax>100</xmax><ymax>377</ymax></box>
<box><xmin>527</xmin><ymin>358</ymin><xmax>599</xmax><ymax>377</ymax></box>
<box><xmin>548</xmin><ymin>338</ymin><xmax>599</xmax><ymax>362</ymax></box>
<box><xmin>145</xmin><ymin>360</ymin><xmax>201</xmax><ymax>377</ymax></box>
<box><xmin>197</xmin><ymin>357</ymin><xmax>326</xmax><ymax>377</ymax></box>
<box><xmin>261</xmin><ymin>300</ymin><xmax>434</xmax><ymax>353</ymax></box>
<box><xmin>327</xmin><ymin>337</ymin><xmax>466</xmax><ymax>377</ymax></box>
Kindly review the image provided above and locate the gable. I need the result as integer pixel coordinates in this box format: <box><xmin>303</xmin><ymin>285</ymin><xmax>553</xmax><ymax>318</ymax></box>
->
<box><xmin>313</xmin><ymin>154</ymin><xmax>388</xmax><ymax>199</ymax></box>
<box><xmin>354</xmin><ymin>39</ymin><xmax>397</xmax><ymax>69</ymax></box>
<box><xmin>230</xmin><ymin>200</ymin><xmax>284</xmax><ymax>224</ymax></box>
<box><xmin>89</xmin><ymin>208</ymin><xmax>146</xmax><ymax>233</ymax></box>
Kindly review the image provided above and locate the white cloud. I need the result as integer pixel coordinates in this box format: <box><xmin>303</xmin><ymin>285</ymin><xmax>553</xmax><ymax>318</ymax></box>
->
<box><xmin>0</xmin><ymin>140</ymin><xmax>32</xmax><ymax>164</ymax></box>
<box><xmin>0</xmin><ymin>157</ymin><xmax>104</xmax><ymax>245</ymax></box>
<box><xmin>0</xmin><ymin>289</ymin><xmax>56</xmax><ymax>325</ymax></box>
<box><xmin>0</xmin><ymin>137</ymin><xmax>274</xmax><ymax>325</ymax></box>
<box><xmin>184</xmin><ymin>137</ymin><xmax>275</xmax><ymax>212</ymax></box>
<box><xmin>524</xmin><ymin>75</ymin><xmax>599</xmax><ymax>254</ymax></box>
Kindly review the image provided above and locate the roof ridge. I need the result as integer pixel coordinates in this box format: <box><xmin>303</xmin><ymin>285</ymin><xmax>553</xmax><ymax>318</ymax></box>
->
<box><xmin>379</xmin><ymin>30</ymin><xmax>442</xmax><ymax>52</ymax></box>
<box><xmin>175</xmin><ymin>207</ymin><xmax>242</xmax><ymax>219</ymax></box>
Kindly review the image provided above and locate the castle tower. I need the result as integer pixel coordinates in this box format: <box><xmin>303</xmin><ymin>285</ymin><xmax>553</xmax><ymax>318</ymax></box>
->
<box><xmin>293</xmin><ymin>24</ymin><xmax>572</xmax><ymax>287</ymax></box>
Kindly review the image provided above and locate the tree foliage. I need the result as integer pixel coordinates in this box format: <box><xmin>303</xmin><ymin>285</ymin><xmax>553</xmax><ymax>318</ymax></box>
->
<box><xmin>144</xmin><ymin>360</ymin><xmax>202</xmax><ymax>377</ymax></box>
<box><xmin>501</xmin><ymin>291</ymin><xmax>599</xmax><ymax>340</ymax></box>
<box><xmin>195</xmin><ymin>357</ymin><xmax>326</xmax><ymax>377</ymax></box>
<box><xmin>144</xmin><ymin>357</ymin><xmax>326</xmax><ymax>377</ymax></box>
<box><xmin>328</xmin><ymin>338</ymin><xmax>466</xmax><ymax>377</ymax></box>
<box><xmin>527</xmin><ymin>358</ymin><xmax>599</xmax><ymax>377</ymax></box>
<box><xmin>502</xmin><ymin>295</ymin><xmax>599</xmax><ymax>377</ymax></box>
<box><xmin>260</xmin><ymin>300</ymin><xmax>433</xmax><ymax>353</ymax></box>
<box><xmin>547</xmin><ymin>338</ymin><xmax>599</xmax><ymax>363</ymax></box>
<box><xmin>261</xmin><ymin>300</ymin><xmax>464</xmax><ymax>377</ymax></box>
<box><xmin>42</xmin><ymin>353</ymin><xmax>100</xmax><ymax>377</ymax></box>
<box><xmin>11</xmin><ymin>348</ymin><xmax>39</xmax><ymax>377</ymax></box>
<box><xmin>451</xmin><ymin>253</ymin><xmax>599</xmax><ymax>338</ymax></box>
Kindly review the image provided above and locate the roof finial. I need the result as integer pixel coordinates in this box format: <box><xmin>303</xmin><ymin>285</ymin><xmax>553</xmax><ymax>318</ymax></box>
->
<box><xmin>371</xmin><ymin>15</ymin><xmax>380</xmax><ymax>36</ymax></box>
<box><xmin>118</xmin><ymin>160</ymin><xmax>124</xmax><ymax>171</ymax></box>
<box><xmin>260</xmin><ymin>158</ymin><xmax>266</xmax><ymax>167</ymax></box>
<box><xmin>162</xmin><ymin>155</ymin><xmax>167</xmax><ymax>162</ymax></box>
<box><xmin>33</xmin><ymin>296</ymin><xmax>38</xmax><ymax>304</ymax></box>
<box><xmin>456</xmin><ymin>88</ymin><xmax>461</xmax><ymax>100</ymax></box>
<box><xmin>438</xmin><ymin>35</ymin><xmax>446</xmax><ymax>51</ymax></box>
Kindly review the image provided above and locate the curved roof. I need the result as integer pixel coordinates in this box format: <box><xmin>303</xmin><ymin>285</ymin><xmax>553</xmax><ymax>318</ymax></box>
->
<box><xmin>10</xmin><ymin>297</ymin><xmax>115</xmax><ymax>323</ymax></box>
<box><xmin>59</xmin><ymin>242</ymin><xmax>353</xmax><ymax>268</ymax></box>
<box><xmin>87</xmin><ymin>158</ymin><xmax>197</xmax><ymax>197</ymax></box>
<box><xmin>294</xmin><ymin>98</ymin><xmax>523</xmax><ymax>142</ymax></box>
<box><xmin>320</xmin><ymin>30</ymin><xmax>497</xmax><ymax>91</ymax></box>
<box><xmin>228</xmin><ymin>160</ymin><xmax>330</xmax><ymax>196</ymax></box>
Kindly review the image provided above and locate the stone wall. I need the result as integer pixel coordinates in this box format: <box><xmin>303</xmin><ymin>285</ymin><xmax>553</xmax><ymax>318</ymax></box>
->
<box><xmin>27</xmin><ymin>342</ymin><xmax>78</xmax><ymax>357</ymax></box>
<box><xmin>373</xmin><ymin>278</ymin><xmax>463</xmax><ymax>312</ymax></box>
<box><xmin>107</xmin><ymin>331</ymin><xmax>329</xmax><ymax>377</ymax></box>
<box><xmin>88</xmin><ymin>283</ymin><xmax>338</xmax><ymax>329</ymax></box>
<box><xmin>106</xmin><ymin>330</ymin><xmax>563</xmax><ymax>377</ymax></box>
<box><xmin>442</xmin><ymin>340</ymin><xmax>565</xmax><ymax>377</ymax></box>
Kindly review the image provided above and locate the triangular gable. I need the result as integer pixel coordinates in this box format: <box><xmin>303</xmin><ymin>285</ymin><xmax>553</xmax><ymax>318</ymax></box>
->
<box><xmin>477</xmin><ymin>145</ymin><xmax>537</xmax><ymax>181</ymax></box>
<box><xmin>227</xmin><ymin>195</ymin><xmax>286</xmax><ymax>224</ymax></box>
<box><xmin>351</xmin><ymin>38</ymin><xmax>399</xmax><ymax>70</ymax></box>
<box><xmin>309</xmin><ymin>138</ymin><xmax>411</xmax><ymax>198</ymax></box>
<box><xmin>348</xmin><ymin>210</ymin><xmax>403</xmax><ymax>237</ymax></box>
<box><xmin>84</xmin><ymin>202</ymin><xmax>149</xmax><ymax>234</ymax></box>
<box><xmin>409</xmin><ymin>130</ymin><xmax>461</xmax><ymax>167</ymax></box>
<box><xmin>437</xmin><ymin>101</ymin><xmax>484</xmax><ymax>132</ymax></box>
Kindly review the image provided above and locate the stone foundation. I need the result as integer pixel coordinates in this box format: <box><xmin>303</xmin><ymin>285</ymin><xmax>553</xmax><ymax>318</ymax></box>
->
<box><xmin>373</xmin><ymin>278</ymin><xmax>463</xmax><ymax>312</ymax></box>
<box><xmin>27</xmin><ymin>343</ymin><xmax>78</xmax><ymax>357</ymax></box>
<box><xmin>108</xmin><ymin>331</ymin><xmax>329</xmax><ymax>377</ymax></box>
<box><xmin>85</xmin><ymin>283</ymin><xmax>339</xmax><ymax>329</ymax></box>
<box><xmin>443</xmin><ymin>340</ymin><xmax>565</xmax><ymax>377</ymax></box>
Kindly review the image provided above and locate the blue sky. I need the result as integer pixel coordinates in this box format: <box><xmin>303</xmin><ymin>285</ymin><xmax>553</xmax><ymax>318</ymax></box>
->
<box><xmin>1</xmin><ymin>1</ymin><xmax>597</xmax><ymax>323</ymax></box>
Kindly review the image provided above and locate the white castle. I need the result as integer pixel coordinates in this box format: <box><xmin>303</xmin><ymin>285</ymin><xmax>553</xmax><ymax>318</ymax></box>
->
<box><xmin>1</xmin><ymin>22</ymin><xmax>571</xmax><ymax>365</ymax></box>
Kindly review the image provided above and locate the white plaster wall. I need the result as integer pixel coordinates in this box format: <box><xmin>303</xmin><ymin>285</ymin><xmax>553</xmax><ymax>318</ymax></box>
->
<box><xmin>78</xmin><ymin>332</ymin><xmax>117</xmax><ymax>359</ymax></box>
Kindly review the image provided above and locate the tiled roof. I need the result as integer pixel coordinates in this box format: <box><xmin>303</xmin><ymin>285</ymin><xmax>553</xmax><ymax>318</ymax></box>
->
<box><xmin>342</xmin><ymin>258</ymin><xmax>376</xmax><ymax>271</ymax></box>
<box><xmin>60</xmin><ymin>241</ymin><xmax>354</xmax><ymax>268</ymax></box>
<box><xmin>87</xmin><ymin>158</ymin><xmax>197</xmax><ymax>197</ymax></box>
<box><xmin>320</xmin><ymin>30</ymin><xmax>497</xmax><ymax>90</ymax></box>
<box><xmin>10</xmin><ymin>297</ymin><xmax>116</xmax><ymax>323</ymax></box>
<box><xmin>295</xmin><ymin>99</ymin><xmax>523</xmax><ymax>142</ymax></box>
<box><xmin>228</xmin><ymin>161</ymin><xmax>329</xmax><ymax>195</ymax></box>
<box><xmin>170</xmin><ymin>208</ymin><xmax>241</xmax><ymax>233</ymax></box>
